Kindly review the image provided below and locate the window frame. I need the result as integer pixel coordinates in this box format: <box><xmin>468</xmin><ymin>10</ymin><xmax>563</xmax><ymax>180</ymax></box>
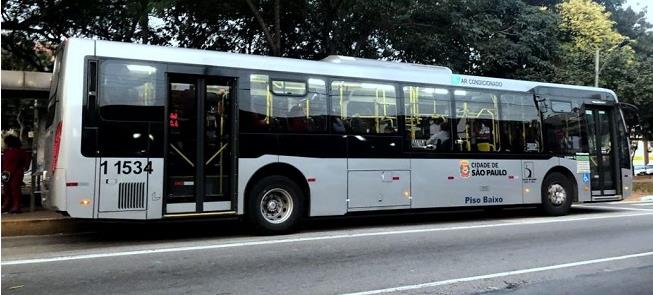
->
<box><xmin>243</xmin><ymin>73</ymin><xmax>330</xmax><ymax>134</ymax></box>
<box><xmin>497</xmin><ymin>92</ymin><xmax>543</xmax><ymax>153</ymax></box>
<box><xmin>541</xmin><ymin>96</ymin><xmax>585</xmax><ymax>155</ymax></box>
<box><xmin>398</xmin><ymin>82</ymin><xmax>545</xmax><ymax>156</ymax></box>
<box><xmin>327</xmin><ymin>79</ymin><xmax>401</xmax><ymax>135</ymax></box>
<box><xmin>402</xmin><ymin>84</ymin><xmax>454</xmax><ymax>152</ymax></box>
<box><xmin>270</xmin><ymin>79</ymin><xmax>308</xmax><ymax>97</ymax></box>
<box><xmin>550</xmin><ymin>100</ymin><xmax>573</xmax><ymax>113</ymax></box>
<box><xmin>451</xmin><ymin>88</ymin><xmax>501</xmax><ymax>153</ymax></box>
<box><xmin>82</xmin><ymin>57</ymin><xmax>167</xmax><ymax>158</ymax></box>
<box><xmin>96</xmin><ymin>58</ymin><xmax>167</xmax><ymax>123</ymax></box>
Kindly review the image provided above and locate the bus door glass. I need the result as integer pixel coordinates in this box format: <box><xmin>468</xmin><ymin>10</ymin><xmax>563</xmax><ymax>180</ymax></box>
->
<box><xmin>584</xmin><ymin>107</ymin><xmax>617</xmax><ymax>195</ymax></box>
<box><xmin>166</xmin><ymin>75</ymin><xmax>233</xmax><ymax>214</ymax></box>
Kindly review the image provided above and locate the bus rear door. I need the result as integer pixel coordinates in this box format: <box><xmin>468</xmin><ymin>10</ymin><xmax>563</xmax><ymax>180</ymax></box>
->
<box><xmin>165</xmin><ymin>75</ymin><xmax>235</xmax><ymax>215</ymax></box>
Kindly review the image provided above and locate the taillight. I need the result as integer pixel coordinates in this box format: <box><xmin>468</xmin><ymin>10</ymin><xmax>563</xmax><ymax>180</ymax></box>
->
<box><xmin>51</xmin><ymin>121</ymin><xmax>63</xmax><ymax>172</ymax></box>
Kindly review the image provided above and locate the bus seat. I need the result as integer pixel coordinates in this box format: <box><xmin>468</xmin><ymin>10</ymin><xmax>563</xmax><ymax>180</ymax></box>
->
<box><xmin>477</xmin><ymin>142</ymin><xmax>495</xmax><ymax>152</ymax></box>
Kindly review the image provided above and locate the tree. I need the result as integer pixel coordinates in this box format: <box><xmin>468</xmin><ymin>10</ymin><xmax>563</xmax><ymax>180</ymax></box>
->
<box><xmin>554</xmin><ymin>0</ymin><xmax>633</xmax><ymax>86</ymax></box>
<box><xmin>387</xmin><ymin>0</ymin><xmax>561</xmax><ymax>82</ymax></box>
<box><xmin>1</xmin><ymin>0</ymin><xmax>172</xmax><ymax>71</ymax></box>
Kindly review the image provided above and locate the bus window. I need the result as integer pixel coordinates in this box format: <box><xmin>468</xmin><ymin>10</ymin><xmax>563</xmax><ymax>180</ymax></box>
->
<box><xmin>542</xmin><ymin>99</ymin><xmax>585</xmax><ymax>154</ymax></box>
<box><xmin>403</xmin><ymin>86</ymin><xmax>452</xmax><ymax>151</ymax></box>
<box><xmin>453</xmin><ymin>89</ymin><xmax>499</xmax><ymax>152</ymax></box>
<box><xmin>498</xmin><ymin>94</ymin><xmax>542</xmax><ymax>153</ymax></box>
<box><xmin>98</xmin><ymin>60</ymin><xmax>165</xmax><ymax>121</ymax></box>
<box><xmin>82</xmin><ymin>60</ymin><xmax>165</xmax><ymax>157</ymax></box>
<box><xmin>241</xmin><ymin>74</ymin><xmax>327</xmax><ymax>133</ymax></box>
<box><xmin>329</xmin><ymin>81</ymin><xmax>398</xmax><ymax>134</ymax></box>
<box><xmin>616</xmin><ymin>111</ymin><xmax>630</xmax><ymax>169</ymax></box>
<box><xmin>271</xmin><ymin>80</ymin><xmax>307</xmax><ymax>96</ymax></box>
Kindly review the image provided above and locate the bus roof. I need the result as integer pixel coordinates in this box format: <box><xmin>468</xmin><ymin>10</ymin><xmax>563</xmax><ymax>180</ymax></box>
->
<box><xmin>72</xmin><ymin>38</ymin><xmax>618</xmax><ymax>101</ymax></box>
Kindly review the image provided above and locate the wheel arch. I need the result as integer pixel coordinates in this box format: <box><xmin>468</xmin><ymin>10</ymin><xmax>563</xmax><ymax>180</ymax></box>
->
<box><xmin>244</xmin><ymin>162</ymin><xmax>310</xmax><ymax>216</ymax></box>
<box><xmin>543</xmin><ymin>166</ymin><xmax>578</xmax><ymax>202</ymax></box>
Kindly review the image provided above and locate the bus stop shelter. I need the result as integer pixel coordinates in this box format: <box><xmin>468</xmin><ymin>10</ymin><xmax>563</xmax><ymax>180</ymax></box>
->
<box><xmin>1</xmin><ymin>70</ymin><xmax>51</xmax><ymax>211</ymax></box>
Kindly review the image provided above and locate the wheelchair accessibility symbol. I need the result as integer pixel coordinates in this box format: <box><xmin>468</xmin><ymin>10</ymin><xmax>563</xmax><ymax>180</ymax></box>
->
<box><xmin>582</xmin><ymin>173</ymin><xmax>590</xmax><ymax>183</ymax></box>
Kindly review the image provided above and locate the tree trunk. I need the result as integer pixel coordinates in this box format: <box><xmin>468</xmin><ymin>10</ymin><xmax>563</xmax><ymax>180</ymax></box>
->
<box><xmin>245</xmin><ymin>0</ymin><xmax>281</xmax><ymax>56</ymax></box>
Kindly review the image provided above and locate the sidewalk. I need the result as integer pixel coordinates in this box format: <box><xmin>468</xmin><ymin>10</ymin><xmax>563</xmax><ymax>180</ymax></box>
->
<box><xmin>1</xmin><ymin>209</ymin><xmax>82</xmax><ymax>236</ymax></box>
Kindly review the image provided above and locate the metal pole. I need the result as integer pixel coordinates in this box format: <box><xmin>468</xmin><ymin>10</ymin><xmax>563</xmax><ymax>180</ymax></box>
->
<box><xmin>594</xmin><ymin>48</ymin><xmax>600</xmax><ymax>87</ymax></box>
<box><xmin>30</xmin><ymin>99</ymin><xmax>39</xmax><ymax>212</ymax></box>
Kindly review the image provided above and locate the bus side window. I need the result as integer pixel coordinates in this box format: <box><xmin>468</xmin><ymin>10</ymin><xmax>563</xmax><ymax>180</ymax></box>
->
<box><xmin>453</xmin><ymin>89</ymin><xmax>499</xmax><ymax>152</ymax></box>
<box><xmin>241</xmin><ymin>74</ymin><xmax>327</xmax><ymax>133</ymax></box>
<box><xmin>403</xmin><ymin>86</ymin><xmax>452</xmax><ymax>152</ymax></box>
<box><xmin>499</xmin><ymin>94</ymin><xmax>542</xmax><ymax>153</ymax></box>
<box><xmin>82</xmin><ymin>59</ymin><xmax>165</xmax><ymax>157</ymax></box>
<box><xmin>542</xmin><ymin>99</ymin><xmax>585</xmax><ymax>154</ymax></box>
<box><xmin>329</xmin><ymin>81</ymin><xmax>398</xmax><ymax>135</ymax></box>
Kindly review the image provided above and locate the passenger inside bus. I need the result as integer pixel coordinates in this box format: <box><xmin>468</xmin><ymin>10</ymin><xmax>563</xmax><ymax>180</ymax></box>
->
<box><xmin>426</xmin><ymin>117</ymin><xmax>450</xmax><ymax>150</ymax></box>
<box><xmin>349</xmin><ymin>113</ymin><xmax>369</xmax><ymax>134</ymax></box>
<box><xmin>381</xmin><ymin>118</ymin><xmax>396</xmax><ymax>134</ymax></box>
<box><xmin>332</xmin><ymin>116</ymin><xmax>346</xmax><ymax>133</ymax></box>
<box><xmin>288</xmin><ymin>104</ymin><xmax>308</xmax><ymax>132</ymax></box>
<box><xmin>473</xmin><ymin>121</ymin><xmax>494</xmax><ymax>152</ymax></box>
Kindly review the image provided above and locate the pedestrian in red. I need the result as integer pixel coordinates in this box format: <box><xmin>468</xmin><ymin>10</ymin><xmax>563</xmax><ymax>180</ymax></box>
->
<box><xmin>2</xmin><ymin>135</ymin><xmax>30</xmax><ymax>213</ymax></box>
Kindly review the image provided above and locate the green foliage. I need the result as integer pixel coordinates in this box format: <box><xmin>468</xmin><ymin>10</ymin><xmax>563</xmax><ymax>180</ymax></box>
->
<box><xmin>1</xmin><ymin>0</ymin><xmax>651</xmax><ymax>137</ymax></box>
<box><xmin>558</xmin><ymin>0</ymin><xmax>624</xmax><ymax>50</ymax></box>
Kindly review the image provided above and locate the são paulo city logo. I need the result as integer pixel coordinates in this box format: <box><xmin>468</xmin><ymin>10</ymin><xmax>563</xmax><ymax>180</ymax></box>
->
<box><xmin>459</xmin><ymin>160</ymin><xmax>508</xmax><ymax>178</ymax></box>
<box><xmin>459</xmin><ymin>160</ymin><xmax>471</xmax><ymax>178</ymax></box>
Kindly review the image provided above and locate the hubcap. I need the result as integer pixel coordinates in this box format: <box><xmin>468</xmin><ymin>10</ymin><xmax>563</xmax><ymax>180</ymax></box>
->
<box><xmin>260</xmin><ymin>188</ymin><xmax>293</xmax><ymax>224</ymax></box>
<box><xmin>547</xmin><ymin>183</ymin><xmax>567</xmax><ymax>206</ymax></box>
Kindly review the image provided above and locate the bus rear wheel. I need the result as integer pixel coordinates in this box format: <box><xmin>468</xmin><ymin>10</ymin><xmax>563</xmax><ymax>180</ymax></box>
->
<box><xmin>247</xmin><ymin>175</ymin><xmax>303</xmax><ymax>234</ymax></box>
<box><xmin>541</xmin><ymin>172</ymin><xmax>573</xmax><ymax>216</ymax></box>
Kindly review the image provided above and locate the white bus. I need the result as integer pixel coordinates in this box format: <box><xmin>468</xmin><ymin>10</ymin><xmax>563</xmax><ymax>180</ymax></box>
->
<box><xmin>41</xmin><ymin>38</ymin><xmax>634</xmax><ymax>233</ymax></box>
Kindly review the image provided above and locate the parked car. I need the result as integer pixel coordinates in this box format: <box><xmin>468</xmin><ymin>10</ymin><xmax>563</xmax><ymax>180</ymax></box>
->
<box><xmin>647</xmin><ymin>164</ymin><xmax>653</xmax><ymax>175</ymax></box>
<box><xmin>634</xmin><ymin>165</ymin><xmax>647</xmax><ymax>176</ymax></box>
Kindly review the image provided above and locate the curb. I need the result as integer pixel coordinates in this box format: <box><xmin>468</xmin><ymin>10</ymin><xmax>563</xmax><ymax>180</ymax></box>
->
<box><xmin>1</xmin><ymin>217</ymin><xmax>83</xmax><ymax>237</ymax></box>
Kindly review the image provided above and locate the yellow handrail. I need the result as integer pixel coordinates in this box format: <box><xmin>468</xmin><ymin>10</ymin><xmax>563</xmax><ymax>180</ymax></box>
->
<box><xmin>463</xmin><ymin>102</ymin><xmax>471</xmax><ymax>151</ymax></box>
<box><xmin>265</xmin><ymin>83</ymin><xmax>272</xmax><ymax>124</ymax></box>
<box><xmin>409</xmin><ymin>87</ymin><xmax>418</xmax><ymax>139</ymax></box>
<box><xmin>339</xmin><ymin>83</ymin><xmax>345</xmax><ymax>118</ymax></box>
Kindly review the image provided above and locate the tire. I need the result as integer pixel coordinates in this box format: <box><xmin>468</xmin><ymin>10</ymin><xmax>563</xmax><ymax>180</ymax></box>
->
<box><xmin>540</xmin><ymin>172</ymin><xmax>574</xmax><ymax>216</ymax></box>
<box><xmin>247</xmin><ymin>175</ymin><xmax>304</xmax><ymax>234</ymax></box>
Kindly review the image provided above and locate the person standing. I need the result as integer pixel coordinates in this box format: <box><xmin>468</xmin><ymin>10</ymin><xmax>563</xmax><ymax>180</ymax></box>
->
<box><xmin>2</xmin><ymin>135</ymin><xmax>30</xmax><ymax>213</ymax></box>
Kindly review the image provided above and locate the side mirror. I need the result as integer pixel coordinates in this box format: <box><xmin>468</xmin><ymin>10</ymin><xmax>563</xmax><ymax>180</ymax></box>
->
<box><xmin>619</xmin><ymin>102</ymin><xmax>642</xmax><ymax>137</ymax></box>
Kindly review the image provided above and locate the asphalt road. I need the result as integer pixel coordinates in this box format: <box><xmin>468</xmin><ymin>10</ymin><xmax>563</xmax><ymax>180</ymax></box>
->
<box><xmin>2</xmin><ymin>202</ymin><xmax>653</xmax><ymax>295</ymax></box>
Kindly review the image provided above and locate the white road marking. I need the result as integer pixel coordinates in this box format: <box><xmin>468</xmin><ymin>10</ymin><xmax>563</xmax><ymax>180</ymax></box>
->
<box><xmin>574</xmin><ymin>204</ymin><xmax>653</xmax><ymax>212</ymax></box>
<box><xmin>3</xmin><ymin>211</ymin><xmax>653</xmax><ymax>266</ymax></box>
<box><xmin>342</xmin><ymin>251</ymin><xmax>653</xmax><ymax>295</ymax></box>
<box><xmin>606</xmin><ymin>200</ymin><xmax>646</xmax><ymax>204</ymax></box>
<box><xmin>631</xmin><ymin>202</ymin><xmax>653</xmax><ymax>206</ymax></box>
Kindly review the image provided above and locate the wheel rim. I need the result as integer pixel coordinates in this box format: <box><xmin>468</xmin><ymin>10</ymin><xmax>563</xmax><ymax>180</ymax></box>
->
<box><xmin>260</xmin><ymin>188</ymin><xmax>294</xmax><ymax>224</ymax></box>
<box><xmin>547</xmin><ymin>183</ymin><xmax>567</xmax><ymax>206</ymax></box>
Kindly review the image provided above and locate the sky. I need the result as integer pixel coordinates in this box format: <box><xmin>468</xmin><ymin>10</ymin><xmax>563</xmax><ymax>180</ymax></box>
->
<box><xmin>624</xmin><ymin>0</ymin><xmax>652</xmax><ymax>24</ymax></box>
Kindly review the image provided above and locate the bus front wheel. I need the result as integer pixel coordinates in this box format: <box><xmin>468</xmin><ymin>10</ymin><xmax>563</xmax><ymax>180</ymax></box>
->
<box><xmin>247</xmin><ymin>175</ymin><xmax>303</xmax><ymax>234</ymax></box>
<box><xmin>540</xmin><ymin>172</ymin><xmax>573</xmax><ymax>216</ymax></box>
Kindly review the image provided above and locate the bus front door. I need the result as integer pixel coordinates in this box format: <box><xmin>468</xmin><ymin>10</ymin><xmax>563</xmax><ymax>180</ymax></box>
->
<box><xmin>165</xmin><ymin>75</ymin><xmax>234</xmax><ymax>215</ymax></box>
<box><xmin>584</xmin><ymin>107</ymin><xmax>618</xmax><ymax>198</ymax></box>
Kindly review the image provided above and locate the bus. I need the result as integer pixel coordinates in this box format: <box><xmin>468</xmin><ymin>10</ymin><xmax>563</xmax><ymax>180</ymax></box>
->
<box><xmin>41</xmin><ymin>38</ymin><xmax>634</xmax><ymax>233</ymax></box>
